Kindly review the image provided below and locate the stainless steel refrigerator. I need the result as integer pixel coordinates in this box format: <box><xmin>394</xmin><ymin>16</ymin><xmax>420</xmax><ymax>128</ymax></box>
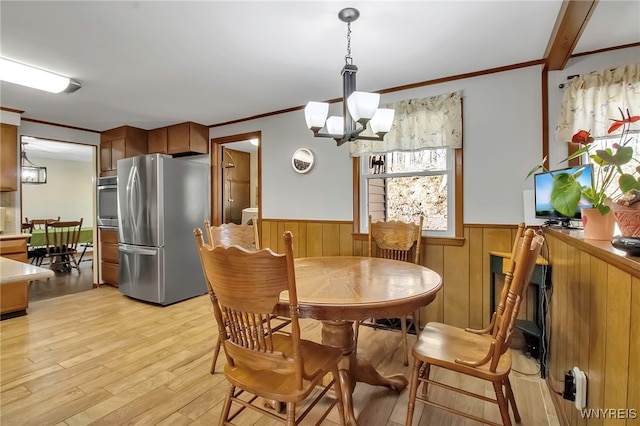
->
<box><xmin>117</xmin><ymin>154</ymin><xmax>209</xmax><ymax>305</ymax></box>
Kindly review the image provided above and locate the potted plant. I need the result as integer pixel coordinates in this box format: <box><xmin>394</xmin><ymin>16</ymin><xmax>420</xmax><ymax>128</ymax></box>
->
<box><xmin>528</xmin><ymin>108</ymin><xmax>640</xmax><ymax>238</ymax></box>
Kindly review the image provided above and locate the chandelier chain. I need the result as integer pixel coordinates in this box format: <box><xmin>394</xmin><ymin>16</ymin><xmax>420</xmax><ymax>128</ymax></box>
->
<box><xmin>345</xmin><ymin>21</ymin><xmax>352</xmax><ymax>65</ymax></box>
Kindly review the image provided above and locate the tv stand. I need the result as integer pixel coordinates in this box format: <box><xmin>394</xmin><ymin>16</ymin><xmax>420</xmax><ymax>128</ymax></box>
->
<box><xmin>544</xmin><ymin>219</ymin><xmax>583</xmax><ymax>230</ymax></box>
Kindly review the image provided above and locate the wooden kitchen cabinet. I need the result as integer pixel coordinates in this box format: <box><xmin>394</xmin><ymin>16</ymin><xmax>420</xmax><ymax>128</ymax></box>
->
<box><xmin>167</xmin><ymin>122</ymin><xmax>208</xmax><ymax>155</ymax></box>
<box><xmin>99</xmin><ymin>126</ymin><xmax>148</xmax><ymax>176</ymax></box>
<box><xmin>147</xmin><ymin>127</ymin><xmax>168</xmax><ymax>154</ymax></box>
<box><xmin>0</xmin><ymin>123</ymin><xmax>18</xmax><ymax>191</ymax></box>
<box><xmin>99</xmin><ymin>228</ymin><xmax>119</xmax><ymax>287</ymax></box>
<box><xmin>0</xmin><ymin>235</ymin><xmax>29</xmax><ymax>315</ymax></box>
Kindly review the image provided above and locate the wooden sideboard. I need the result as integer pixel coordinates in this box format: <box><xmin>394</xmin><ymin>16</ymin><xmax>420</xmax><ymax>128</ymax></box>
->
<box><xmin>543</xmin><ymin>228</ymin><xmax>639</xmax><ymax>426</ymax></box>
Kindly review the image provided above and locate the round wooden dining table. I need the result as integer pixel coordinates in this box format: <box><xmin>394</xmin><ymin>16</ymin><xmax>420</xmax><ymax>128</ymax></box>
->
<box><xmin>276</xmin><ymin>256</ymin><xmax>442</xmax><ymax>426</ymax></box>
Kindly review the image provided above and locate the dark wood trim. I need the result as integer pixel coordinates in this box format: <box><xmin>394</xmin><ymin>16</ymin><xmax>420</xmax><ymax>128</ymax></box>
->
<box><xmin>210</xmin><ymin>130</ymin><xmax>262</xmax><ymax>227</ymax></box>
<box><xmin>544</xmin><ymin>0</ymin><xmax>598</xmax><ymax>71</ymax></box>
<box><xmin>567</xmin><ymin>142</ymin><xmax>581</xmax><ymax>167</ymax></box>
<box><xmin>378</xmin><ymin>60</ymin><xmax>545</xmax><ymax>96</ymax></box>
<box><xmin>20</xmin><ymin>117</ymin><xmax>100</xmax><ymax>134</ymax></box>
<box><xmin>0</xmin><ymin>106</ymin><xmax>24</xmax><ymax>114</ymax></box>
<box><xmin>464</xmin><ymin>223</ymin><xmax>518</xmax><ymax>229</ymax></box>
<box><xmin>211</xmin><ymin>131</ymin><xmax>261</xmax><ymax>145</ymax></box>
<box><xmin>352</xmin><ymin>232</ymin><xmax>465</xmax><ymax>247</ymax></box>
<box><xmin>541</xmin><ymin>70</ymin><xmax>550</xmax><ymax>170</ymax></box>
<box><xmin>454</xmin><ymin>149</ymin><xmax>464</xmax><ymax>240</ymax></box>
<box><xmin>261</xmin><ymin>218</ymin><xmax>352</xmax><ymax>225</ymax></box>
<box><xmin>569</xmin><ymin>41</ymin><xmax>640</xmax><ymax>58</ymax></box>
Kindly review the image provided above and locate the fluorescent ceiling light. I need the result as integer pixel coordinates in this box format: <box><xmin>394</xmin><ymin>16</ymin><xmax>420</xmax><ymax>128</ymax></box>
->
<box><xmin>0</xmin><ymin>58</ymin><xmax>81</xmax><ymax>94</ymax></box>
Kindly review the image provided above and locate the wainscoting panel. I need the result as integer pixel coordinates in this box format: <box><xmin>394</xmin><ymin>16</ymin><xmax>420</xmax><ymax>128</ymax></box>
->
<box><xmin>260</xmin><ymin>220</ymin><xmax>520</xmax><ymax>330</ymax></box>
<box><xmin>258</xmin><ymin>221</ymin><xmax>638</xmax><ymax>425</ymax></box>
<box><xmin>544</xmin><ymin>230</ymin><xmax>639</xmax><ymax>426</ymax></box>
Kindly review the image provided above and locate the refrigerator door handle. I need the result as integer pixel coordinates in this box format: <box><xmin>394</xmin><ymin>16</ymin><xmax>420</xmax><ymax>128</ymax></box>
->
<box><xmin>128</xmin><ymin>164</ymin><xmax>139</xmax><ymax>233</ymax></box>
<box><xmin>119</xmin><ymin>244</ymin><xmax>157</xmax><ymax>256</ymax></box>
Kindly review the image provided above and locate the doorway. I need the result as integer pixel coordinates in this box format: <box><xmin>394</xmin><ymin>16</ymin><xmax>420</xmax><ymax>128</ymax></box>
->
<box><xmin>20</xmin><ymin>136</ymin><xmax>98</xmax><ymax>300</ymax></box>
<box><xmin>211</xmin><ymin>131</ymin><xmax>261</xmax><ymax>227</ymax></box>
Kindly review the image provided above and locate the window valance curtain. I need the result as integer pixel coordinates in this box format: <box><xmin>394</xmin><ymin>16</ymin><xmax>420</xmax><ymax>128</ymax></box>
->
<box><xmin>556</xmin><ymin>63</ymin><xmax>640</xmax><ymax>143</ymax></box>
<box><xmin>350</xmin><ymin>92</ymin><xmax>462</xmax><ymax>157</ymax></box>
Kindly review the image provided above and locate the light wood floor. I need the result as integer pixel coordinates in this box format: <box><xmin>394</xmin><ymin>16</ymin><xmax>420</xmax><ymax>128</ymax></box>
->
<box><xmin>28</xmin><ymin>252</ymin><xmax>94</xmax><ymax>303</ymax></box>
<box><xmin>0</xmin><ymin>287</ymin><xmax>559</xmax><ymax>425</ymax></box>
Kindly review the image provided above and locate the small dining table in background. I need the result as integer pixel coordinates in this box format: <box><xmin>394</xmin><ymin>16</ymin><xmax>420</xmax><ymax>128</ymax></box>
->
<box><xmin>277</xmin><ymin>256</ymin><xmax>443</xmax><ymax>426</ymax></box>
<box><xmin>27</xmin><ymin>227</ymin><xmax>94</xmax><ymax>248</ymax></box>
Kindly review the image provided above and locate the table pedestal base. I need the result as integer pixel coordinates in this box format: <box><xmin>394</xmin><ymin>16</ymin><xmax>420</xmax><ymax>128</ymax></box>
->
<box><xmin>321</xmin><ymin>319</ymin><xmax>408</xmax><ymax>425</ymax></box>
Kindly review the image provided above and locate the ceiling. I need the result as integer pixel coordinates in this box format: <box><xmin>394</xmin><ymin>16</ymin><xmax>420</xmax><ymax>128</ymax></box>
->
<box><xmin>1</xmin><ymin>1</ymin><xmax>639</xmax><ymax>137</ymax></box>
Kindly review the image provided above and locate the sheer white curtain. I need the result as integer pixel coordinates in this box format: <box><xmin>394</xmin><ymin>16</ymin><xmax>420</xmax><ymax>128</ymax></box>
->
<box><xmin>350</xmin><ymin>92</ymin><xmax>462</xmax><ymax>157</ymax></box>
<box><xmin>556</xmin><ymin>63</ymin><xmax>640</xmax><ymax>142</ymax></box>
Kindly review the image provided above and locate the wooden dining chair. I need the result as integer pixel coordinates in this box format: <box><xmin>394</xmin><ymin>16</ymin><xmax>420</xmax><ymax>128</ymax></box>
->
<box><xmin>25</xmin><ymin>217</ymin><xmax>60</xmax><ymax>265</ymax></box>
<box><xmin>204</xmin><ymin>219</ymin><xmax>260</xmax><ymax>250</ymax></box>
<box><xmin>194</xmin><ymin>229</ymin><xmax>347</xmax><ymax>425</ymax></box>
<box><xmin>406</xmin><ymin>228</ymin><xmax>544</xmax><ymax>426</ymax></box>
<box><xmin>355</xmin><ymin>215</ymin><xmax>424</xmax><ymax>366</ymax></box>
<box><xmin>203</xmin><ymin>219</ymin><xmax>291</xmax><ymax>374</ymax></box>
<box><xmin>43</xmin><ymin>218</ymin><xmax>83</xmax><ymax>272</ymax></box>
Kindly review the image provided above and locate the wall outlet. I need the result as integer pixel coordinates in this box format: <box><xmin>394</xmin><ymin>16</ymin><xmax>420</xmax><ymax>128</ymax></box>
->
<box><xmin>572</xmin><ymin>367</ymin><xmax>587</xmax><ymax>410</ymax></box>
<box><xmin>563</xmin><ymin>371</ymin><xmax>575</xmax><ymax>401</ymax></box>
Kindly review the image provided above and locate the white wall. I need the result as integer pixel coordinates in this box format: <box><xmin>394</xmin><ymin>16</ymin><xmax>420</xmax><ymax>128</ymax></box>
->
<box><xmin>212</xmin><ymin>49</ymin><xmax>640</xmax><ymax>226</ymax></box>
<box><xmin>22</xmin><ymin>155</ymin><xmax>94</xmax><ymax>227</ymax></box>
<box><xmin>212</xmin><ymin>65</ymin><xmax>543</xmax><ymax>224</ymax></box>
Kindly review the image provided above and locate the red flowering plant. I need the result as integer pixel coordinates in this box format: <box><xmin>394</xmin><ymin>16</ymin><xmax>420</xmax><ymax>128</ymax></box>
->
<box><xmin>528</xmin><ymin>108</ymin><xmax>640</xmax><ymax>217</ymax></box>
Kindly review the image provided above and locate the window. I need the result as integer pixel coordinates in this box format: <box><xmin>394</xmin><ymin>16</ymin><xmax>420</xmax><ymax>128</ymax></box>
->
<box><xmin>591</xmin><ymin>131</ymin><xmax>640</xmax><ymax>200</ymax></box>
<box><xmin>359</xmin><ymin>147</ymin><xmax>456</xmax><ymax>237</ymax></box>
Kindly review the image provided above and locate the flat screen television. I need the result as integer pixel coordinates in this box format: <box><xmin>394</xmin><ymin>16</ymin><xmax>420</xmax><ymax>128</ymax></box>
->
<box><xmin>533</xmin><ymin>164</ymin><xmax>594</xmax><ymax>227</ymax></box>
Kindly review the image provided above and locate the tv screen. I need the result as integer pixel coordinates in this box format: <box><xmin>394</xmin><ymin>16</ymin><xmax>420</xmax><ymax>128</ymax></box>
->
<box><xmin>534</xmin><ymin>164</ymin><xmax>594</xmax><ymax>222</ymax></box>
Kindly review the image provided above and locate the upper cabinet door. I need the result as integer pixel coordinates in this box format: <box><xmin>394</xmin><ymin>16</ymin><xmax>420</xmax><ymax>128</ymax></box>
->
<box><xmin>111</xmin><ymin>138</ymin><xmax>126</xmax><ymax>169</ymax></box>
<box><xmin>167</xmin><ymin>122</ymin><xmax>208</xmax><ymax>155</ymax></box>
<box><xmin>0</xmin><ymin>124</ymin><xmax>18</xmax><ymax>191</ymax></box>
<box><xmin>148</xmin><ymin>127</ymin><xmax>168</xmax><ymax>154</ymax></box>
<box><xmin>100</xmin><ymin>140</ymin><xmax>112</xmax><ymax>173</ymax></box>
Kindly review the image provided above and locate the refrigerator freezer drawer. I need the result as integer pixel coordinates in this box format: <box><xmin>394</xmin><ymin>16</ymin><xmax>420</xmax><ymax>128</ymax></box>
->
<box><xmin>119</xmin><ymin>244</ymin><xmax>164</xmax><ymax>304</ymax></box>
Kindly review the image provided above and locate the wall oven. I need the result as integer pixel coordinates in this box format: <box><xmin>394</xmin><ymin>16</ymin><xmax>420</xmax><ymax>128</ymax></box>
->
<box><xmin>97</xmin><ymin>176</ymin><xmax>118</xmax><ymax>228</ymax></box>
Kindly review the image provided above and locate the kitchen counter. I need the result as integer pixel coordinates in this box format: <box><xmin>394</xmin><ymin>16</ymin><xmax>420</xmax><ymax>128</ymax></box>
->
<box><xmin>0</xmin><ymin>257</ymin><xmax>53</xmax><ymax>284</ymax></box>
<box><xmin>0</xmin><ymin>232</ymin><xmax>31</xmax><ymax>241</ymax></box>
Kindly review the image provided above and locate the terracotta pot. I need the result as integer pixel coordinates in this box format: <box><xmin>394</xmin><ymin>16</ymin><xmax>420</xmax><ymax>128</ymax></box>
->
<box><xmin>610</xmin><ymin>201</ymin><xmax>640</xmax><ymax>238</ymax></box>
<box><xmin>581</xmin><ymin>207</ymin><xmax>616</xmax><ymax>240</ymax></box>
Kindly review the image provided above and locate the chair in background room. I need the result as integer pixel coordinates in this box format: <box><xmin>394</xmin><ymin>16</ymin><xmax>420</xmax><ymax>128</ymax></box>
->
<box><xmin>202</xmin><ymin>219</ymin><xmax>290</xmax><ymax>374</ymax></box>
<box><xmin>194</xmin><ymin>229</ymin><xmax>347</xmax><ymax>425</ymax></box>
<box><xmin>43</xmin><ymin>218</ymin><xmax>83</xmax><ymax>272</ymax></box>
<box><xmin>405</xmin><ymin>229</ymin><xmax>544</xmax><ymax>426</ymax></box>
<box><xmin>24</xmin><ymin>217</ymin><xmax>60</xmax><ymax>265</ymax></box>
<box><xmin>355</xmin><ymin>215</ymin><xmax>424</xmax><ymax>366</ymax></box>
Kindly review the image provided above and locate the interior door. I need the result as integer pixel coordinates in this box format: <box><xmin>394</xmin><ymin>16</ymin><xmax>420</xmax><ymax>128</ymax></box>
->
<box><xmin>222</xmin><ymin>148</ymin><xmax>251</xmax><ymax>224</ymax></box>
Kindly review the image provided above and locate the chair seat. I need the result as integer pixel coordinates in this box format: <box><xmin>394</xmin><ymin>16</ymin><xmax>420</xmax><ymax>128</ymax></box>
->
<box><xmin>412</xmin><ymin>322</ymin><xmax>512</xmax><ymax>381</ymax></box>
<box><xmin>223</xmin><ymin>334</ymin><xmax>343</xmax><ymax>403</ymax></box>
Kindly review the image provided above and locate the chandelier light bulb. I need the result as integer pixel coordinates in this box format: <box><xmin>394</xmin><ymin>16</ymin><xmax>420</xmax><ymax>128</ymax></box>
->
<box><xmin>303</xmin><ymin>8</ymin><xmax>393</xmax><ymax>146</ymax></box>
<box><xmin>304</xmin><ymin>102</ymin><xmax>329</xmax><ymax>131</ymax></box>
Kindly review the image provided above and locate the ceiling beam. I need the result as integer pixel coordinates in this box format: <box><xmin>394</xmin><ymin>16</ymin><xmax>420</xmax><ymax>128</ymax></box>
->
<box><xmin>544</xmin><ymin>0</ymin><xmax>598</xmax><ymax>71</ymax></box>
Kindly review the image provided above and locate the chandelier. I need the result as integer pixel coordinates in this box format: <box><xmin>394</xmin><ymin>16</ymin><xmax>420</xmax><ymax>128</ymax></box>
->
<box><xmin>21</xmin><ymin>143</ymin><xmax>47</xmax><ymax>184</ymax></box>
<box><xmin>304</xmin><ymin>8</ymin><xmax>395</xmax><ymax>146</ymax></box>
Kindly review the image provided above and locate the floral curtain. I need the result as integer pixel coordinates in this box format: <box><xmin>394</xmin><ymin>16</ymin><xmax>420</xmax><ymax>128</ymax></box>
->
<box><xmin>556</xmin><ymin>63</ymin><xmax>640</xmax><ymax>142</ymax></box>
<box><xmin>350</xmin><ymin>92</ymin><xmax>462</xmax><ymax>157</ymax></box>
